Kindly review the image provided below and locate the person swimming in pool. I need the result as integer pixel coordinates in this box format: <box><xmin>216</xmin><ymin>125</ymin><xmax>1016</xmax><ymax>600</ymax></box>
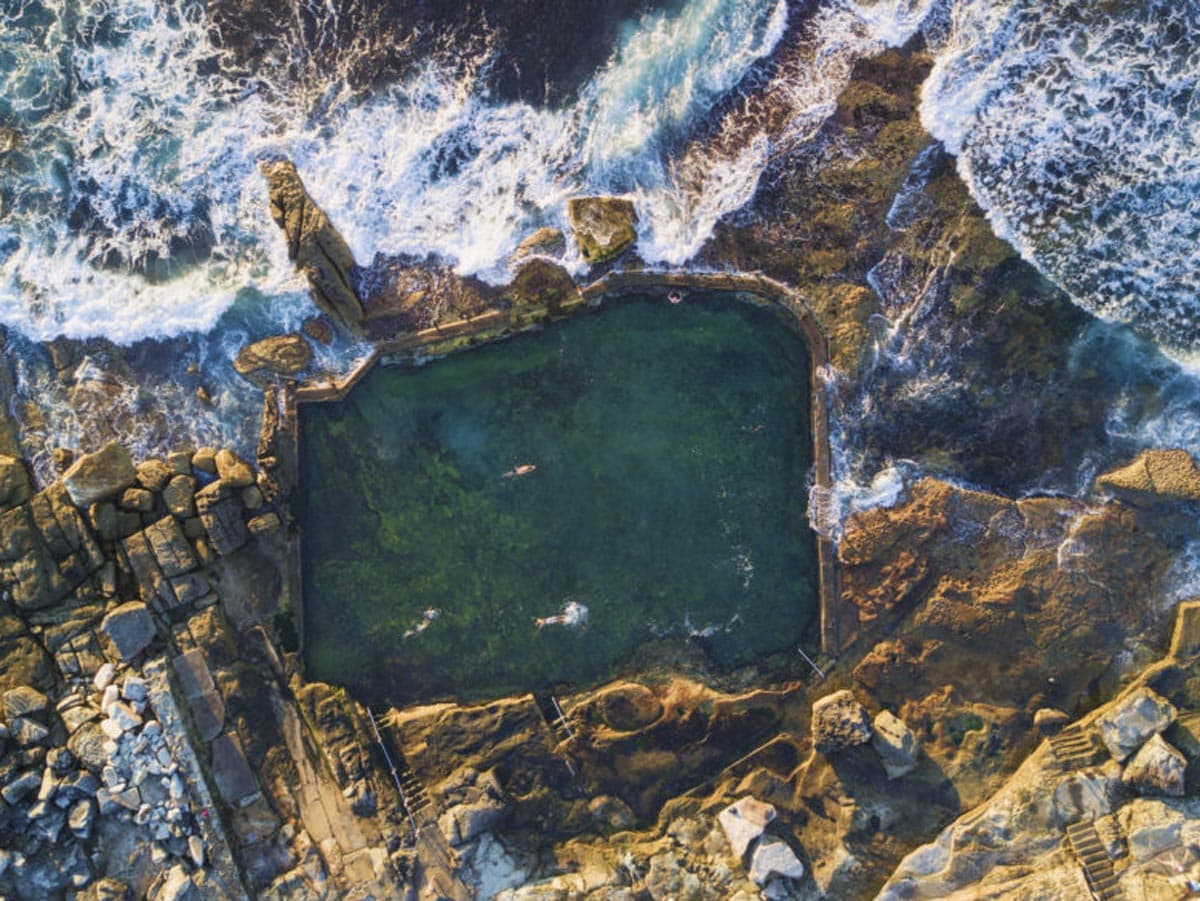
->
<box><xmin>535</xmin><ymin>600</ymin><xmax>588</xmax><ymax>630</ymax></box>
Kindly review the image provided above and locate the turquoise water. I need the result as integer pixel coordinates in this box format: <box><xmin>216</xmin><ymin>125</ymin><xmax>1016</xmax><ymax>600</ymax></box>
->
<box><xmin>300</xmin><ymin>294</ymin><xmax>817</xmax><ymax>705</ymax></box>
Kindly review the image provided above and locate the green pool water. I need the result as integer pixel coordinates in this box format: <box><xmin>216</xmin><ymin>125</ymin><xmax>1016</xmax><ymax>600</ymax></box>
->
<box><xmin>299</xmin><ymin>294</ymin><xmax>818</xmax><ymax>705</ymax></box>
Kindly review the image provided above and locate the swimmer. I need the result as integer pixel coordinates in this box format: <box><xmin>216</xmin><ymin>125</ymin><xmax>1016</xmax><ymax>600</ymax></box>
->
<box><xmin>403</xmin><ymin>607</ymin><xmax>440</xmax><ymax>639</ymax></box>
<box><xmin>534</xmin><ymin>600</ymin><xmax>588</xmax><ymax>630</ymax></box>
<box><xmin>503</xmin><ymin>463</ymin><xmax>537</xmax><ymax>478</ymax></box>
<box><xmin>668</xmin><ymin>290</ymin><xmax>684</xmax><ymax>304</ymax></box>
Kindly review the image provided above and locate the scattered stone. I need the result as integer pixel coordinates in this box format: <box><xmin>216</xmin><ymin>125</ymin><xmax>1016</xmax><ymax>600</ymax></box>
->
<box><xmin>234</xmin><ymin>333</ymin><xmax>314</xmax><ymax>377</ymax></box>
<box><xmin>248</xmin><ymin>512</ymin><xmax>281</xmax><ymax>538</ymax></box>
<box><xmin>62</xmin><ymin>442</ymin><xmax>137</xmax><ymax>507</ymax></box>
<box><xmin>750</xmin><ymin>839</ymin><xmax>805</xmax><ymax>887</ymax></box>
<box><xmin>871</xmin><ymin>710</ymin><xmax>920</xmax><ymax>779</ymax></box>
<box><xmin>156</xmin><ymin>864</ymin><xmax>197</xmax><ymax>901</ymax></box>
<box><xmin>93</xmin><ymin>662</ymin><xmax>117</xmax><ymax>692</ymax></box>
<box><xmin>1097</xmin><ymin>686</ymin><xmax>1176</xmax><ymax>762</ymax></box>
<box><xmin>11</xmin><ymin>716</ymin><xmax>49</xmax><ymax>746</ymax></box>
<box><xmin>1122</xmin><ymin>733</ymin><xmax>1186</xmax><ymax>797</ymax></box>
<box><xmin>718</xmin><ymin>797</ymin><xmax>777</xmax><ymax>858</ymax></box>
<box><xmin>120</xmin><ymin>488</ymin><xmax>155</xmax><ymax>513</ymax></box>
<box><xmin>567</xmin><ymin>196</ymin><xmax>637</xmax><ymax>264</ymax></box>
<box><xmin>3</xmin><ymin>685</ymin><xmax>49</xmax><ymax>720</ymax></box>
<box><xmin>101</xmin><ymin>602</ymin><xmax>157</xmax><ymax>661</ymax></box>
<box><xmin>108</xmin><ymin>701</ymin><xmax>143</xmax><ymax>733</ymax></box>
<box><xmin>242</xmin><ymin>485</ymin><xmax>263</xmax><ymax>511</ymax></box>
<box><xmin>191</xmin><ymin>448</ymin><xmax>217</xmax><ymax>475</ymax></box>
<box><xmin>46</xmin><ymin>746</ymin><xmax>75</xmax><ymax>774</ymax></box>
<box><xmin>67</xmin><ymin>723</ymin><xmax>108</xmax><ymax>770</ymax></box>
<box><xmin>2</xmin><ymin>770</ymin><xmax>40</xmax><ymax>803</ymax></box>
<box><xmin>89</xmin><ymin>502</ymin><xmax>120</xmax><ymax>542</ymax></box>
<box><xmin>812</xmin><ymin>690</ymin><xmax>874</xmax><ymax>754</ymax></box>
<box><xmin>121</xmin><ymin>675</ymin><xmax>148</xmax><ymax>702</ymax></box>
<box><xmin>136</xmin><ymin>459</ymin><xmax>174</xmax><ymax>491</ymax></box>
<box><xmin>215</xmin><ymin>449</ymin><xmax>254</xmax><ymax>487</ymax></box>
<box><xmin>302</xmin><ymin>316</ymin><xmax>334</xmax><ymax>345</ymax></box>
<box><xmin>188</xmin><ymin>835</ymin><xmax>205</xmax><ymax>869</ymax></box>
<box><xmin>1034</xmin><ymin>707</ymin><xmax>1070</xmax><ymax>735</ymax></box>
<box><xmin>68</xmin><ymin>798</ymin><xmax>95</xmax><ymax>838</ymax></box>
<box><xmin>1096</xmin><ymin>448</ymin><xmax>1200</xmax><ymax>505</ymax></box>
<box><xmin>144</xmin><ymin>515</ymin><xmax>198</xmax><ymax>578</ymax></box>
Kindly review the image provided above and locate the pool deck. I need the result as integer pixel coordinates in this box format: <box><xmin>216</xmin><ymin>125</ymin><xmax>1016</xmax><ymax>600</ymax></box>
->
<box><xmin>274</xmin><ymin>269</ymin><xmax>846</xmax><ymax>661</ymax></box>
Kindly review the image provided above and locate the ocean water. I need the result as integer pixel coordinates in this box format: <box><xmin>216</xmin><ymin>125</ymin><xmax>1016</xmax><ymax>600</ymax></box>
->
<box><xmin>0</xmin><ymin>0</ymin><xmax>1198</xmax><ymax>527</ymax></box>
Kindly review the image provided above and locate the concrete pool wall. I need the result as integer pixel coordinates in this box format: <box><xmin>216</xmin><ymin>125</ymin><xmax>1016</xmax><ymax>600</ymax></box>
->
<box><xmin>273</xmin><ymin>270</ymin><xmax>843</xmax><ymax>677</ymax></box>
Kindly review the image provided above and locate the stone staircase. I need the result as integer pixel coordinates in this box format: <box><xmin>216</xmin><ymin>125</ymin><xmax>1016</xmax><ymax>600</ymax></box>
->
<box><xmin>1049</xmin><ymin>724</ymin><xmax>1102</xmax><ymax>769</ymax></box>
<box><xmin>1065</xmin><ymin>820</ymin><xmax>1124</xmax><ymax>901</ymax></box>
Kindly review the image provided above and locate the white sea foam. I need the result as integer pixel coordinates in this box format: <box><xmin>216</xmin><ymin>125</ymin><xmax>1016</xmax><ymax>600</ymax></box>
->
<box><xmin>0</xmin><ymin>0</ymin><xmax>946</xmax><ymax>346</ymax></box>
<box><xmin>920</xmin><ymin>0</ymin><xmax>1200</xmax><ymax>351</ymax></box>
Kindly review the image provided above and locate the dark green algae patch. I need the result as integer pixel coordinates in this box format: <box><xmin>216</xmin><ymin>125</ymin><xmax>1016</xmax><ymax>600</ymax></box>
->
<box><xmin>299</xmin><ymin>294</ymin><xmax>818</xmax><ymax>706</ymax></box>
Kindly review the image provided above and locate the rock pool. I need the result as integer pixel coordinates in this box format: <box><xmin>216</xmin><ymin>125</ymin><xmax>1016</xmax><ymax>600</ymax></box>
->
<box><xmin>300</xmin><ymin>294</ymin><xmax>818</xmax><ymax>704</ymax></box>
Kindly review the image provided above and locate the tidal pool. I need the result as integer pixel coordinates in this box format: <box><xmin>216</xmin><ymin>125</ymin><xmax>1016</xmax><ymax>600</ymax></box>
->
<box><xmin>300</xmin><ymin>294</ymin><xmax>817</xmax><ymax>705</ymax></box>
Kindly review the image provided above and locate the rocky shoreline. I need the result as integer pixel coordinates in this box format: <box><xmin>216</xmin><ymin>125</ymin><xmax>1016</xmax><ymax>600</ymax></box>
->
<box><xmin>0</xmin><ymin>37</ymin><xmax>1198</xmax><ymax>901</ymax></box>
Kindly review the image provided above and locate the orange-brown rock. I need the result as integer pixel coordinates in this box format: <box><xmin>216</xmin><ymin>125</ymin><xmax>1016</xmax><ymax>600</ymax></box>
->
<box><xmin>1096</xmin><ymin>448</ymin><xmax>1200</xmax><ymax>505</ymax></box>
<box><xmin>261</xmin><ymin>159</ymin><xmax>364</xmax><ymax>332</ymax></box>
<box><xmin>567</xmin><ymin>196</ymin><xmax>637</xmax><ymax>264</ymax></box>
<box><xmin>233</xmin><ymin>333</ymin><xmax>314</xmax><ymax>377</ymax></box>
<box><xmin>504</xmin><ymin>258</ymin><xmax>581</xmax><ymax>314</ymax></box>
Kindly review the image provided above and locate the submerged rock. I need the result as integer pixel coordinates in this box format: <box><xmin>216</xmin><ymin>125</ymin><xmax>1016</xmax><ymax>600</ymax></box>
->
<box><xmin>567</xmin><ymin>196</ymin><xmax>637</xmax><ymax>264</ymax></box>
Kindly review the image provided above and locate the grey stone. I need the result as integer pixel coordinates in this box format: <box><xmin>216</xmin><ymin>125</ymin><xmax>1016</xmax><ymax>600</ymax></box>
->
<box><xmin>162</xmin><ymin>475</ymin><xmax>196</xmax><ymax>519</ymax></box>
<box><xmin>3</xmin><ymin>686</ymin><xmax>49</xmax><ymax>720</ymax></box>
<box><xmin>1097</xmin><ymin>686</ymin><xmax>1176</xmax><ymax>762</ymax></box>
<box><xmin>136</xmin><ymin>459</ymin><xmax>173</xmax><ymax>492</ymax></box>
<box><xmin>47</xmin><ymin>747</ymin><xmax>75</xmax><ymax>774</ymax></box>
<box><xmin>68</xmin><ymin>798</ymin><xmax>95</xmax><ymax>838</ymax></box>
<box><xmin>1122</xmin><ymin>733</ymin><xmax>1186</xmax><ymax>797</ymax></box>
<box><xmin>144</xmin><ymin>516</ymin><xmax>197</xmax><ymax>577</ymax></box>
<box><xmin>2</xmin><ymin>770</ymin><xmax>40</xmax><ymax>803</ymax></box>
<box><xmin>210</xmin><ymin>733</ymin><xmax>259</xmax><ymax>806</ymax></box>
<box><xmin>718</xmin><ymin>796</ymin><xmax>777</xmax><ymax>858</ymax></box>
<box><xmin>871</xmin><ymin>710</ymin><xmax>920</xmax><ymax>779</ymax></box>
<box><xmin>156</xmin><ymin>864</ymin><xmax>197</xmax><ymax>901</ymax></box>
<box><xmin>101</xmin><ymin>601</ymin><xmax>156</xmax><ymax>661</ymax></box>
<box><xmin>32</xmin><ymin>807</ymin><xmax>64</xmax><ymax>843</ymax></box>
<box><xmin>194</xmin><ymin>481</ymin><xmax>249</xmax><ymax>555</ymax></box>
<box><xmin>189</xmin><ymin>691</ymin><xmax>225</xmax><ymax>742</ymax></box>
<box><xmin>188</xmin><ymin>835</ymin><xmax>205</xmax><ymax>868</ymax></box>
<box><xmin>93</xmin><ymin>662</ymin><xmax>117</xmax><ymax>691</ymax></box>
<box><xmin>812</xmin><ymin>690</ymin><xmax>873</xmax><ymax>754</ymax></box>
<box><xmin>750</xmin><ymin>839</ymin><xmax>805</xmax><ymax>887</ymax></box>
<box><xmin>67</xmin><ymin>722</ymin><xmax>109</xmax><ymax>771</ymax></box>
<box><xmin>107</xmin><ymin>701</ymin><xmax>143</xmax><ymax>733</ymax></box>
<box><xmin>172</xmin><ymin>649</ymin><xmax>215</xmax><ymax>698</ymax></box>
<box><xmin>11</xmin><ymin>716</ymin><xmax>49</xmax><ymax>746</ymax></box>
<box><xmin>121</xmin><ymin>675</ymin><xmax>148</xmax><ymax>702</ymax></box>
<box><xmin>62</xmin><ymin>442</ymin><xmax>136</xmax><ymax>507</ymax></box>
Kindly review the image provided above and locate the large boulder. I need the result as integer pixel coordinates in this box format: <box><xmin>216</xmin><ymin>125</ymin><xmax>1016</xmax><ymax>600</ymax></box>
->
<box><xmin>0</xmin><ymin>455</ymin><xmax>31</xmax><ymax>511</ymax></box>
<box><xmin>62</xmin><ymin>442</ymin><xmax>136</xmax><ymax>507</ymax></box>
<box><xmin>233</xmin><ymin>333</ymin><xmax>314</xmax><ymax>377</ymax></box>
<box><xmin>2</xmin><ymin>686</ymin><xmax>48</xmax><ymax>721</ymax></box>
<box><xmin>812</xmin><ymin>690</ymin><xmax>873</xmax><ymax>754</ymax></box>
<box><xmin>871</xmin><ymin>710</ymin><xmax>920</xmax><ymax>779</ymax></box>
<box><xmin>512</xmin><ymin>227</ymin><xmax>566</xmax><ymax>262</ymax></box>
<box><xmin>749</xmin><ymin>839</ymin><xmax>805</xmax><ymax>887</ymax></box>
<box><xmin>504</xmin><ymin>258</ymin><xmax>580</xmax><ymax>314</ymax></box>
<box><xmin>1096</xmin><ymin>686</ymin><xmax>1176</xmax><ymax>762</ymax></box>
<box><xmin>100</xmin><ymin>602</ymin><xmax>156</xmax><ymax>661</ymax></box>
<box><xmin>718</xmin><ymin>796</ymin><xmax>777</xmax><ymax>858</ymax></box>
<box><xmin>567</xmin><ymin>196</ymin><xmax>637</xmax><ymax>264</ymax></box>
<box><xmin>1121</xmin><ymin>733</ymin><xmax>1186</xmax><ymax>797</ymax></box>
<box><xmin>261</xmin><ymin>159</ymin><xmax>364</xmax><ymax>333</ymax></box>
<box><xmin>1119</xmin><ymin>798</ymin><xmax>1187</xmax><ymax>863</ymax></box>
<box><xmin>1095</xmin><ymin>448</ymin><xmax>1200</xmax><ymax>505</ymax></box>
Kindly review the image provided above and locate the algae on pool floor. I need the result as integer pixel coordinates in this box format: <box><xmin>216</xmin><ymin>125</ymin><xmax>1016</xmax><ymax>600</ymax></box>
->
<box><xmin>299</xmin><ymin>294</ymin><xmax>818</xmax><ymax>705</ymax></box>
